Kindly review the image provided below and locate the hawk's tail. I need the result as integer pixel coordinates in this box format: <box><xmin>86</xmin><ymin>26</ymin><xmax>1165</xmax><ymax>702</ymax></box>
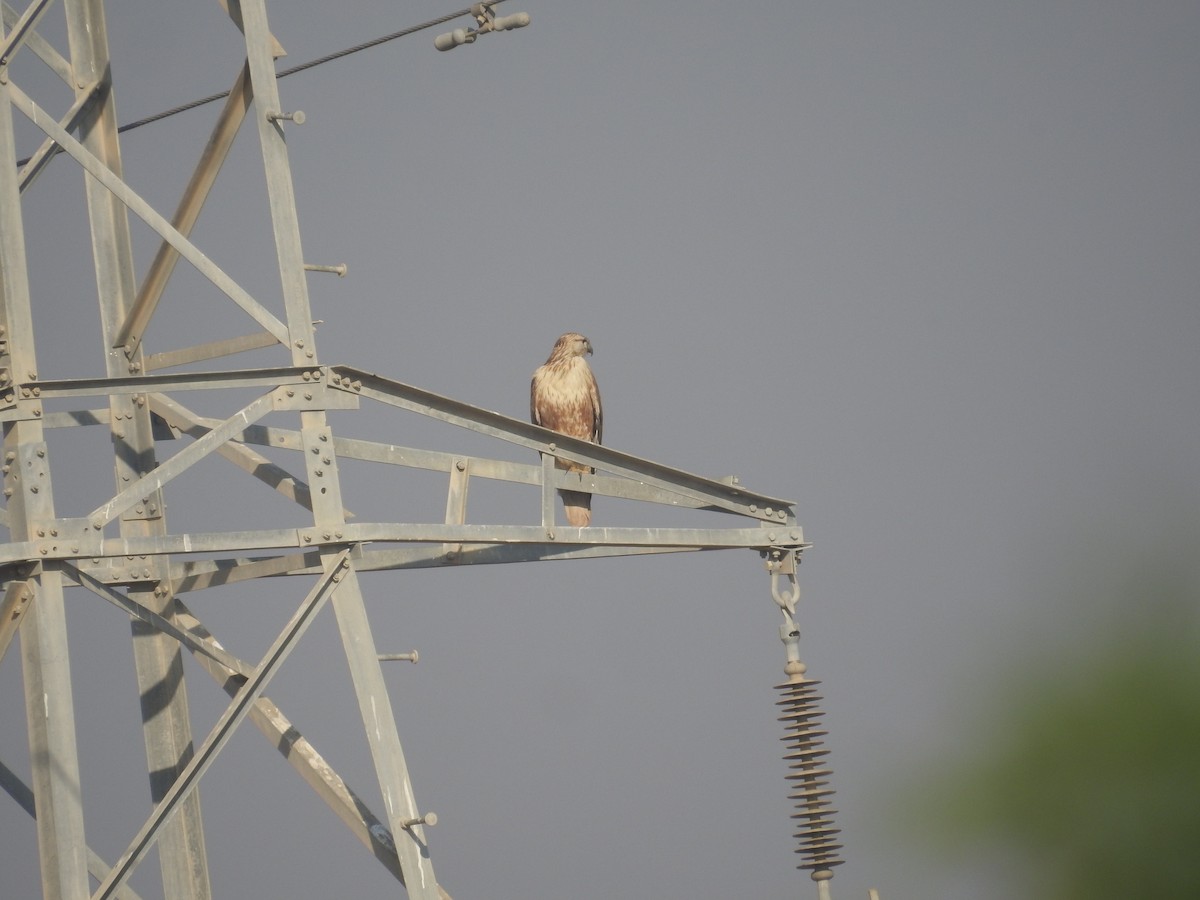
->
<box><xmin>559</xmin><ymin>489</ymin><xmax>592</xmax><ymax>527</ymax></box>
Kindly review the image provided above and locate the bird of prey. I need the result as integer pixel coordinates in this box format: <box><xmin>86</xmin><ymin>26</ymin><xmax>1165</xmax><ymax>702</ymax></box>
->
<box><xmin>530</xmin><ymin>332</ymin><xmax>602</xmax><ymax>526</ymax></box>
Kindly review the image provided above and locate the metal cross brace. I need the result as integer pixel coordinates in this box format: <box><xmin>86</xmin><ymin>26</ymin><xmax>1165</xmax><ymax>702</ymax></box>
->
<box><xmin>90</xmin><ymin>548</ymin><xmax>352</xmax><ymax>899</ymax></box>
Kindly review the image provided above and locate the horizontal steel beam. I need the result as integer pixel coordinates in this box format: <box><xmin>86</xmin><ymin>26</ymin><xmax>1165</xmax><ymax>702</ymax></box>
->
<box><xmin>21</xmin><ymin>366</ymin><xmax>315</xmax><ymax>400</ymax></box>
<box><xmin>144</xmin><ymin>331</ymin><xmax>281</xmax><ymax>372</ymax></box>
<box><xmin>332</xmin><ymin>365</ymin><xmax>795</xmax><ymax>519</ymax></box>
<box><xmin>0</xmin><ymin>521</ymin><xmax>804</xmax><ymax>568</ymax></box>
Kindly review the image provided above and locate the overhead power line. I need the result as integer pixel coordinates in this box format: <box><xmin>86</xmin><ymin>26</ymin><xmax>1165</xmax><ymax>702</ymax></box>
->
<box><xmin>13</xmin><ymin>2</ymin><xmax>510</xmax><ymax>165</ymax></box>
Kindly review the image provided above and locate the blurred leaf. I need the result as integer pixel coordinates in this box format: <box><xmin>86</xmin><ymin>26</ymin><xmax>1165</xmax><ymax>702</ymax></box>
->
<box><xmin>906</xmin><ymin>559</ymin><xmax>1200</xmax><ymax>900</ymax></box>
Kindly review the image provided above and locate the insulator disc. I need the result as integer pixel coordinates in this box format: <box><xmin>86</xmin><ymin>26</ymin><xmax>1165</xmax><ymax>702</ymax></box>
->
<box><xmin>775</xmin><ymin>679</ymin><xmax>845</xmax><ymax>874</ymax></box>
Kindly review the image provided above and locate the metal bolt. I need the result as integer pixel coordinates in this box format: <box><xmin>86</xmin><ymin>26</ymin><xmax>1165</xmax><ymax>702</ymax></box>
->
<box><xmin>266</xmin><ymin>109</ymin><xmax>306</xmax><ymax>125</ymax></box>
<box><xmin>400</xmin><ymin>812</ymin><xmax>437</xmax><ymax>828</ymax></box>
<box><xmin>378</xmin><ymin>651</ymin><xmax>419</xmax><ymax>663</ymax></box>
<box><xmin>304</xmin><ymin>262</ymin><xmax>348</xmax><ymax>277</ymax></box>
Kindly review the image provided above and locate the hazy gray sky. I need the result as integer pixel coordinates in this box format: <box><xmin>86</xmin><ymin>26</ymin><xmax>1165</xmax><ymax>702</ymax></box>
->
<box><xmin>3</xmin><ymin>2</ymin><xmax>1198</xmax><ymax>898</ymax></box>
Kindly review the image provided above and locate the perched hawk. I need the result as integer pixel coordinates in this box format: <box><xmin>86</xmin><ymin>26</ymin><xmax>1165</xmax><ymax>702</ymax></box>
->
<box><xmin>530</xmin><ymin>332</ymin><xmax>602</xmax><ymax>527</ymax></box>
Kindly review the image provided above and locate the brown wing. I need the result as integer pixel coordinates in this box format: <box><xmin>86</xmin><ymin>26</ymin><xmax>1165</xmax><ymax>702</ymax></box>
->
<box><xmin>586</xmin><ymin>362</ymin><xmax>602</xmax><ymax>445</ymax></box>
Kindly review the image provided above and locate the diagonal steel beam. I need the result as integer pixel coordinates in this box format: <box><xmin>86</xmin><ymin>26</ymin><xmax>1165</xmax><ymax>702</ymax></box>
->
<box><xmin>115</xmin><ymin>61</ymin><xmax>253</xmax><ymax>358</ymax></box>
<box><xmin>1</xmin><ymin>2</ymin><xmax>71</xmax><ymax>82</ymax></box>
<box><xmin>0</xmin><ymin>0</ymin><xmax>54</xmax><ymax>67</ymax></box>
<box><xmin>0</xmin><ymin>578</ymin><xmax>33</xmax><ymax>665</ymax></box>
<box><xmin>6</xmin><ymin>82</ymin><xmax>290</xmax><ymax>343</ymax></box>
<box><xmin>0</xmin><ymin>758</ymin><xmax>147</xmax><ymax>900</ymax></box>
<box><xmin>167</xmin><ymin>599</ymin><xmax>454</xmax><ymax>899</ymax></box>
<box><xmin>88</xmin><ymin>389</ymin><xmax>277</xmax><ymax>528</ymax></box>
<box><xmin>69</xmin><ymin>564</ymin><xmax>248</xmax><ymax>675</ymax></box>
<box><xmin>92</xmin><ymin>549</ymin><xmax>351</xmax><ymax>900</ymax></box>
<box><xmin>17</xmin><ymin>79</ymin><xmax>104</xmax><ymax>193</ymax></box>
<box><xmin>149</xmin><ymin>392</ymin><xmax>319</xmax><ymax>513</ymax></box>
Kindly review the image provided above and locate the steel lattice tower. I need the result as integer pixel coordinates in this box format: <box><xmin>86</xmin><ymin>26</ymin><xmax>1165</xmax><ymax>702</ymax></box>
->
<box><xmin>0</xmin><ymin>2</ymin><xmax>820</xmax><ymax>898</ymax></box>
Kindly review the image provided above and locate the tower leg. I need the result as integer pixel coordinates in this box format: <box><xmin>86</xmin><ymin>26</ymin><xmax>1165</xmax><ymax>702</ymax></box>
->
<box><xmin>21</xmin><ymin>571</ymin><xmax>91</xmax><ymax>900</ymax></box>
<box><xmin>329</xmin><ymin>560</ymin><xmax>442</xmax><ymax>899</ymax></box>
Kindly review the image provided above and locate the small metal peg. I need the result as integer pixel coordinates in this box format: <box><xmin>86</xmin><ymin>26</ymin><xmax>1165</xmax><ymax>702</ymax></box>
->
<box><xmin>378</xmin><ymin>650</ymin><xmax>419</xmax><ymax>664</ymax></box>
<box><xmin>304</xmin><ymin>262</ymin><xmax>348</xmax><ymax>277</ymax></box>
<box><xmin>401</xmin><ymin>812</ymin><xmax>437</xmax><ymax>828</ymax></box>
<box><xmin>267</xmin><ymin>110</ymin><xmax>306</xmax><ymax>125</ymax></box>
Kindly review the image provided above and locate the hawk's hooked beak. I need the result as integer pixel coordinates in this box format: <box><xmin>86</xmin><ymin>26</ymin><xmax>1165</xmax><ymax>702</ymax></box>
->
<box><xmin>585</xmin><ymin>341</ymin><xmax>593</xmax><ymax>356</ymax></box>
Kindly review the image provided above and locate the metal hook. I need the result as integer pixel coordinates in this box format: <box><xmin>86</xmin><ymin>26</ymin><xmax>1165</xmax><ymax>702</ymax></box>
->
<box><xmin>771</xmin><ymin>570</ymin><xmax>799</xmax><ymax>616</ymax></box>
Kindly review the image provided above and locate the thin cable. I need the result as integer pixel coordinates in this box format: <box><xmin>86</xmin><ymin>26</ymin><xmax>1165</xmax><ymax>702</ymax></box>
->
<box><xmin>15</xmin><ymin>2</ymin><xmax>503</xmax><ymax>162</ymax></box>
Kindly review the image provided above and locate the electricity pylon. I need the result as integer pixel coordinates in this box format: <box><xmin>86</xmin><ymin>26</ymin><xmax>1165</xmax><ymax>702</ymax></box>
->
<box><xmin>0</xmin><ymin>2</ymin><xmax>807</xmax><ymax>898</ymax></box>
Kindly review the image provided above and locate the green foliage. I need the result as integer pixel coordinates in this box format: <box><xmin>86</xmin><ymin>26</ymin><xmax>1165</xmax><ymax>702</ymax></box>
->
<box><xmin>913</xmin><ymin>565</ymin><xmax>1200</xmax><ymax>900</ymax></box>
